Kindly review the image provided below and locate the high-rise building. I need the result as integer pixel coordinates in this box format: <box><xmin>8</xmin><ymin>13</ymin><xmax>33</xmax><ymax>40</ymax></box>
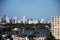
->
<box><xmin>23</xmin><ymin>16</ymin><xmax>27</xmax><ymax>23</ymax></box>
<box><xmin>28</xmin><ymin>18</ymin><xmax>33</xmax><ymax>24</ymax></box>
<box><xmin>0</xmin><ymin>16</ymin><xmax>2</xmax><ymax>23</ymax></box>
<box><xmin>51</xmin><ymin>16</ymin><xmax>60</xmax><ymax>40</ymax></box>
<box><xmin>5</xmin><ymin>16</ymin><xmax>10</xmax><ymax>23</ymax></box>
<box><xmin>14</xmin><ymin>17</ymin><xmax>18</xmax><ymax>24</ymax></box>
<box><xmin>2</xmin><ymin>15</ymin><xmax>6</xmax><ymax>23</ymax></box>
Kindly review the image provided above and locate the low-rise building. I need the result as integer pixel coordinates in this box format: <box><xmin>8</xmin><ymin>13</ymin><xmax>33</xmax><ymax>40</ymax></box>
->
<box><xmin>12</xmin><ymin>36</ymin><xmax>29</xmax><ymax>40</ymax></box>
<box><xmin>28</xmin><ymin>20</ymin><xmax>38</xmax><ymax>24</ymax></box>
<box><xmin>33</xmin><ymin>37</ymin><xmax>46</xmax><ymax>40</ymax></box>
<box><xmin>18</xmin><ymin>20</ymin><xmax>21</xmax><ymax>23</ymax></box>
<box><xmin>12</xmin><ymin>35</ymin><xmax>46</xmax><ymax>40</ymax></box>
<box><xmin>28</xmin><ymin>20</ymin><xmax>33</xmax><ymax>24</ymax></box>
<box><xmin>33</xmin><ymin>20</ymin><xmax>39</xmax><ymax>24</ymax></box>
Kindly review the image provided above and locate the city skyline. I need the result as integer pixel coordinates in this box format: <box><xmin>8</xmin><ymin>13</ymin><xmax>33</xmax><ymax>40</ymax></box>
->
<box><xmin>0</xmin><ymin>15</ymin><xmax>46</xmax><ymax>24</ymax></box>
<box><xmin>0</xmin><ymin>0</ymin><xmax>60</xmax><ymax>21</ymax></box>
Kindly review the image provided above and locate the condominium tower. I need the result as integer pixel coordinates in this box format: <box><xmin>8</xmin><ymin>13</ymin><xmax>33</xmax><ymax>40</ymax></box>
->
<box><xmin>23</xmin><ymin>16</ymin><xmax>27</xmax><ymax>23</ymax></box>
<box><xmin>14</xmin><ymin>17</ymin><xmax>18</xmax><ymax>24</ymax></box>
<box><xmin>51</xmin><ymin>16</ymin><xmax>60</xmax><ymax>40</ymax></box>
<box><xmin>5</xmin><ymin>16</ymin><xmax>10</xmax><ymax>23</ymax></box>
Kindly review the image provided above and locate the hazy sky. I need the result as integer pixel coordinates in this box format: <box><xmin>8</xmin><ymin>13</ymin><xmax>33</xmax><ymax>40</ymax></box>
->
<box><xmin>0</xmin><ymin>0</ymin><xmax>60</xmax><ymax>21</ymax></box>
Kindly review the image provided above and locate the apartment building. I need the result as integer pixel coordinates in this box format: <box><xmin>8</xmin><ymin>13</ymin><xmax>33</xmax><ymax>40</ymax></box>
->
<box><xmin>51</xmin><ymin>16</ymin><xmax>60</xmax><ymax>40</ymax></box>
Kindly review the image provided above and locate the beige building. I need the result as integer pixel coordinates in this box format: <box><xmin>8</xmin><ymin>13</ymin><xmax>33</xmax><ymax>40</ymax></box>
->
<box><xmin>28</xmin><ymin>20</ymin><xmax>33</xmax><ymax>24</ymax></box>
<box><xmin>13</xmin><ymin>36</ymin><xmax>46</xmax><ymax>40</ymax></box>
<box><xmin>5</xmin><ymin>16</ymin><xmax>10</xmax><ymax>23</ymax></box>
<box><xmin>51</xmin><ymin>16</ymin><xmax>60</xmax><ymax>40</ymax></box>
<box><xmin>2</xmin><ymin>35</ymin><xmax>46</xmax><ymax>40</ymax></box>
<box><xmin>33</xmin><ymin>37</ymin><xmax>46</xmax><ymax>40</ymax></box>
<box><xmin>28</xmin><ymin>20</ymin><xmax>38</xmax><ymax>24</ymax></box>
<box><xmin>12</xmin><ymin>35</ymin><xmax>46</xmax><ymax>40</ymax></box>
<box><xmin>13</xmin><ymin>37</ymin><xmax>29</xmax><ymax>40</ymax></box>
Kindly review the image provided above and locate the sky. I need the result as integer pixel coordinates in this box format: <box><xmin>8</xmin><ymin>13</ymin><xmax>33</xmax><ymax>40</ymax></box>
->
<box><xmin>0</xmin><ymin>0</ymin><xmax>60</xmax><ymax>21</ymax></box>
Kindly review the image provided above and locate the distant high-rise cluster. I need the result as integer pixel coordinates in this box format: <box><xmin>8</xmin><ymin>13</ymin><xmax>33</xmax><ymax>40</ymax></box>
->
<box><xmin>0</xmin><ymin>15</ymin><xmax>49</xmax><ymax>24</ymax></box>
<box><xmin>1</xmin><ymin>15</ymin><xmax>60</xmax><ymax>40</ymax></box>
<box><xmin>51</xmin><ymin>16</ymin><xmax>60</xmax><ymax>40</ymax></box>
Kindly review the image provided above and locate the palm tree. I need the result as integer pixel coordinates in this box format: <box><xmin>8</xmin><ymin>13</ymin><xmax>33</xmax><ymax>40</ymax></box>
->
<box><xmin>45</xmin><ymin>27</ymin><xmax>56</xmax><ymax>40</ymax></box>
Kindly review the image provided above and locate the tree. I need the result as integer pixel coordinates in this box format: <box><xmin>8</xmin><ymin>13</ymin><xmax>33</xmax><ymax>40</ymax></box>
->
<box><xmin>45</xmin><ymin>28</ymin><xmax>56</xmax><ymax>40</ymax></box>
<box><xmin>28</xmin><ymin>30</ymin><xmax>39</xmax><ymax>40</ymax></box>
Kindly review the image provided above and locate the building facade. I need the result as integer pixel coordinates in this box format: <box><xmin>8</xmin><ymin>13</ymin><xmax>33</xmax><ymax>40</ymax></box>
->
<box><xmin>51</xmin><ymin>16</ymin><xmax>60</xmax><ymax>40</ymax></box>
<box><xmin>12</xmin><ymin>35</ymin><xmax>46</xmax><ymax>40</ymax></box>
<box><xmin>23</xmin><ymin>16</ymin><xmax>27</xmax><ymax>23</ymax></box>
<box><xmin>0</xmin><ymin>16</ymin><xmax>2</xmax><ymax>23</ymax></box>
<box><xmin>33</xmin><ymin>37</ymin><xmax>46</xmax><ymax>40</ymax></box>
<box><xmin>28</xmin><ymin>20</ymin><xmax>38</xmax><ymax>24</ymax></box>
<box><xmin>14</xmin><ymin>17</ymin><xmax>18</xmax><ymax>24</ymax></box>
<box><xmin>5</xmin><ymin>16</ymin><xmax>10</xmax><ymax>23</ymax></box>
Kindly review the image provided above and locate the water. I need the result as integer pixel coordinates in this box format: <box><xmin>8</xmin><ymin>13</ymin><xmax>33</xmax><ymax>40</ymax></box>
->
<box><xmin>2</xmin><ymin>27</ymin><xmax>46</xmax><ymax>37</ymax></box>
<box><xmin>18</xmin><ymin>29</ymin><xmax>46</xmax><ymax>36</ymax></box>
<box><xmin>2</xmin><ymin>29</ymin><xmax>46</xmax><ymax>37</ymax></box>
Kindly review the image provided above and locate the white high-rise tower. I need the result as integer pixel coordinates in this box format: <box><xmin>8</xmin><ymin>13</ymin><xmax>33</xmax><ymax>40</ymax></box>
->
<box><xmin>5</xmin><ymin>16</ymin><xmax>10</xmax><ymax>23</ymax></box>
<box><xmin>23</xmin><ymin>16</ymin><xmax>27</xmax><ymax>23</ymax></box>
<box><xmin>14</xmin><ymin>17</ymin><xmax>18</xmax><ymax>24</ymax></box>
